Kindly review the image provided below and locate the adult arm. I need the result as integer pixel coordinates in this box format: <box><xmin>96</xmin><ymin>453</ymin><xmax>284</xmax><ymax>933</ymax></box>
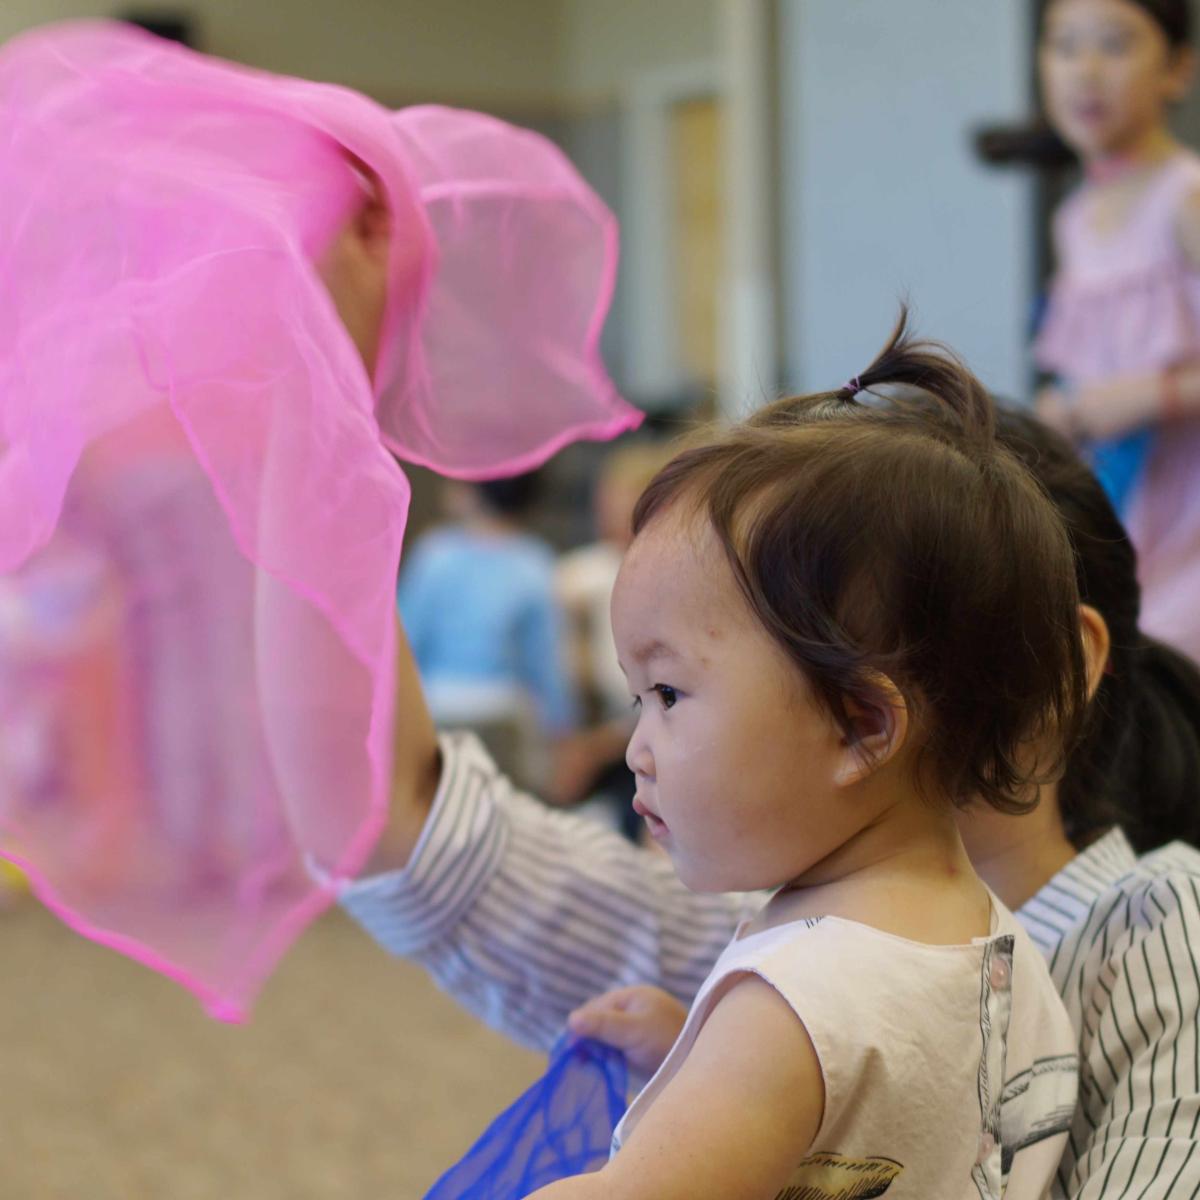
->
<box><xmin>394</xmin><ymin>537</ymin><xmax>439</xmax><ymax>671</ymax></box>
<box><xmin>346</xmin><ymin>620</ymin><xmax>751</xmax><ymax>1051</ymax></box>
<box><xmin>1060</xmin><ymin>873</ymin><xmax>1200</xmax><ymax>1199</ymax></box>
<box><xmin>323</xmin><ymin>176</ymin><xmax>747</xmax><ymax>1046</ymax></box>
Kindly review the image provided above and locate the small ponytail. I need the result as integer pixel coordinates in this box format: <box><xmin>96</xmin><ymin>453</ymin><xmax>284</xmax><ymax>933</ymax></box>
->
<box><xmin>848</xmin><ymin>311</ymin><xmax>996</xmax><ymax>449</ymax></box>
<box><xmin>760</xmin><ymin>310</ymin><xmax>997</xmax><ymax>451</ymax></box>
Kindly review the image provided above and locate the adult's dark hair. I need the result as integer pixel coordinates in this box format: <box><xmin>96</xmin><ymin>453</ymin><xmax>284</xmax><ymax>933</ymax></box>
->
<box><xmin>476</xmin><ymin>471</ymin><xmax>543</xmax><ymax>517</ymax></box>
<box><xmin>632</xmin><ymin>315</ymin><xmax>1089</xmax><ymax>816</ymax></box>
<box><xmin>976</xmin><ymin>0</ymin><xmax>1193</xmax><ymax>170</ymax></box>
<box><xmin>993</xmin><ymin>406</ymin><xmax>1200</xmax><ymax>851</ymax></box>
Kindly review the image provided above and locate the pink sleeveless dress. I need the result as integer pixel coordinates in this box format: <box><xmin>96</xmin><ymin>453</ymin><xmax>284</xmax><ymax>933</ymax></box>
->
<box><xmin>0</xmin><ymin>21</ymin><xmax>640</xmax><ymax>1019</ymax></box>
<box><xmin>1036</xmin><ymin>149</ymin><xmax>1200</xmax><ymax>666</ymax></box>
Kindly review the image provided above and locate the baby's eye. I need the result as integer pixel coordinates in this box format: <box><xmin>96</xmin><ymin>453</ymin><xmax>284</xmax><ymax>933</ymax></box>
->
<box><xmin>653</xmin><ymin>684</ymin><xmax>678</xmax><ymax>710</ymax></box>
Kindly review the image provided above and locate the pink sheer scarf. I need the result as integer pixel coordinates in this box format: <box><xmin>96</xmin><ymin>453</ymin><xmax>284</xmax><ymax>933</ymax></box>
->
<box><xmin>0</xmin><ymin>20</ymin><xmax>640</xmax><ymax>1018</ymax></box>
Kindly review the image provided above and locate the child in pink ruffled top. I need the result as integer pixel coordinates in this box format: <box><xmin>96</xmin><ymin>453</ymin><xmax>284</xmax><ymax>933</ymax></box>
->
<box><xmin>1035</xmin><ymin>0</ymin><xmax>1200</xmax><ymax>664</ymax></box>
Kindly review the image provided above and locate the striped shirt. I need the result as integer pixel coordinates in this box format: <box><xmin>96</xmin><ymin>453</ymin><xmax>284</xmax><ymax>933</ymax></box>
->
<box><xmin>1020</xmin><ymin>830</ymin><xmax>1200</xmax><ymax>1198</ymax></box>
<box><xmin>341</xmin><ymin>733</ymin><xmax>1200</xmax><ymax>1199</ymax></box>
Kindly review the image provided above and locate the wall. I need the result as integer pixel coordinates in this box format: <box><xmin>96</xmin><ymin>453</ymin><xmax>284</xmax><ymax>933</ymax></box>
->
<box><xmin>0</xmin><ymin>0</ymin><xmax>725</xmax><ymax>109</ymax></box>
<box><xmin>778</xmin><ymin>0</ymin><xmax>1037</xmax><ymax>401</ymax></box>
<box><xmin>0</xmin><ymin>0</ymin><xmax>563</xmax><ymax>107</ymax></box>
<box><xmin>556</xmin><ymin>0</ymin><xmax>717</xmax><ymax>102</ymax></box>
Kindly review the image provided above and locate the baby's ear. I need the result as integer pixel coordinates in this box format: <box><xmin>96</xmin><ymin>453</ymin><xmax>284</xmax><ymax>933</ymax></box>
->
<box><xmin>833</xmin><ymin>678</ymin><xmax>908</xmax><ymax>788</ymax></box>
<box><xmin>1078</xmin><ymin>603</ymin><xmax>1111</xmax><ymax>700</ymax></box>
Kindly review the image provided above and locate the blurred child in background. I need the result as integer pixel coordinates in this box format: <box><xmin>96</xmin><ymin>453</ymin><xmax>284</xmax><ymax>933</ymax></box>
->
<box><xmin>400</xmin><ymin>472</ymin><xmax>580</xmax><ymax>789</ymax></box>
<box><xmin>1035</xmin><ymin>0</ymin><xmax>1200</xmax><ymax>663</ymax></box>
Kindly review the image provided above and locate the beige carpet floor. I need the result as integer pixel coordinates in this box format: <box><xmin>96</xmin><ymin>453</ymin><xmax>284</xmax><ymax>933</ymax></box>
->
<box><xmin>1</xmin><ymin>897</ymin><xmax>542</xmax><ymax>1199</ymax></box>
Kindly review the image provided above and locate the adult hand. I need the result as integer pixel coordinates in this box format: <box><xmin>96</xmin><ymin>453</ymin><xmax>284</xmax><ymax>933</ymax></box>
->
<box><xmin>317</xmin><ymin>177</ymin><xmax>390</xmax><ymax>376</ymax></box>
<box><xmin>567</xmin><ymin>984</ymin><xmax>688</xmax><ymax>1077</ymax></box>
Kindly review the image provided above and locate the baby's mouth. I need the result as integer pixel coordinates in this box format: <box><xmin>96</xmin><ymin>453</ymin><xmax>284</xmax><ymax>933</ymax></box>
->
<box><xmin>632</xmin><ymin>797</ymin><xmax>669</xmax><ymax>838</ymax></box>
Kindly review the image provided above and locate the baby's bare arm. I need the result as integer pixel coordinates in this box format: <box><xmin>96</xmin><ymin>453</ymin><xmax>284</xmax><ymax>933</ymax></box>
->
<box><xmin>533</xmin><ymin>976</ymin><xmax>824</xmax><ymax>1200</ymax></box>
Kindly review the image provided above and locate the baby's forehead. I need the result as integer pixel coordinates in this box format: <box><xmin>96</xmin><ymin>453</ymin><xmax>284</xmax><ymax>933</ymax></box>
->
<box><xmin>616</xmin><ymin>508</ymin><xmax>743</xmax><ymax>620</ymax></box>
<box><xmin>622</xmin><ymin>505</ymin><xmax>718</xmax><ymax>575</ymax></box>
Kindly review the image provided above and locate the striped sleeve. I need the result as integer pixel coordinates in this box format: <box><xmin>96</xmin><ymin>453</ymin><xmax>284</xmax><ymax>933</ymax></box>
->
<box><xmin>1056</xmin><ymin>868</ymin><xmax>1200</xmax><ymax>1200</ymax></box>
<box><xmin>339</xmin><ymin>732</ymin><xmax>751</xmax><ymax>1052</ymax></box>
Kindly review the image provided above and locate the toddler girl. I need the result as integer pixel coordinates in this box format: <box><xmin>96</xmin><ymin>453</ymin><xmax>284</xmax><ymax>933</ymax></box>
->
<box><xmin>525</xmin><ymin>319</ymin><xmax>1083</xmax><ymax>1198</ymax></box>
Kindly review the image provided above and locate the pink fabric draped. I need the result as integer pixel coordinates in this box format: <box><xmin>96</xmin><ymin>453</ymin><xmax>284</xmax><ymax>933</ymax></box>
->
<box><xmin>0</xmin><ymin>20</ymin><xmax>640</xmax><ymax>1018</ymax></box>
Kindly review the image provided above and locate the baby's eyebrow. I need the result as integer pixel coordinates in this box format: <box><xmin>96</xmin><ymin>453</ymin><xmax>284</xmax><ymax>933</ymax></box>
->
<box><xmin>629</xmin><ymin>638</ymin><xmax>679</xmax><ymax>666</ymax></box>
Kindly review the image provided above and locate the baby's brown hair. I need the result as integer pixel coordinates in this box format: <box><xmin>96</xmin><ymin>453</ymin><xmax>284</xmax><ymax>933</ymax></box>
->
<box><xmin>633</xmin><ymin>314</ymin><xmax>1088</xmax><ymax>813</ymax></box>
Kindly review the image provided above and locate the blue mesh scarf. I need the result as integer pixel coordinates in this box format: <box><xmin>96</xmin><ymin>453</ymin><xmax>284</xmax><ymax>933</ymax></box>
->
<box><xmin>424</xmin><ymin>1035</ymin><xmax>628</xmax><ymax>1199</ymax></box>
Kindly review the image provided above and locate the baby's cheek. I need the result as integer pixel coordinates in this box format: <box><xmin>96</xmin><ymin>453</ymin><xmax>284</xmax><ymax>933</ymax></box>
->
<box><xmin>673</xmin><ymin>722</ymin><xmax>711</xmax><ymax>761</ymax></box>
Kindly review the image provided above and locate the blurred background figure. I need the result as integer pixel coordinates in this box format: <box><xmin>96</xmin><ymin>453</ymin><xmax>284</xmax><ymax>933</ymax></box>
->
<box><xmin>400</xmin><ymin>472</ymin><xmax>580</xmax><ymax>789</ymax></box>
<box><xmin>552</xmin><ymin>441</ymin><xmax>675</xmax><ymax>835</ymax></box>
<box><xmin>1033</xmin><ymin>0</ymin><xmax>1200</xmax><ymax>667</ymax></box>
<box><xmin>0</xmin><ymin>531</ymin><xmax>138</xmax><ymax>900</ymax></box>
<box><xmin>977</xmin><ymin>0</ymin><xmax>1200</xmax><ymax>666</ymax></box>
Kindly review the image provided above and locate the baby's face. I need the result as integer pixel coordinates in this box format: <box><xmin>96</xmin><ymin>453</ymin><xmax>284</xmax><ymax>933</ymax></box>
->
<box><xmin>611</xmin><ymin>510</ymin><xmax>850</xmax><ymax>894</ymax></box>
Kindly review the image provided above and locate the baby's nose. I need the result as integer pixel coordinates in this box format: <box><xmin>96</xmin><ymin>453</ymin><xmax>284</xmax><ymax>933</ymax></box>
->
<box><xmin>625</xmin><ymin>732</ymin><xmax>654</xmax><ymax>780</ymax></box>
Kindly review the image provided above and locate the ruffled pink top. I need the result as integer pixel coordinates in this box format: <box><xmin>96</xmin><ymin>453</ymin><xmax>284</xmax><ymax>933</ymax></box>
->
<box><xmin>1036</xmin><ymin>149</ymin><xmax>1200</xmax><ymax>665</ymax></box>
<box><xmin>0</xmin><ymin>21</ymin><xmax>641</xmax><ymax>1018</ymax></box>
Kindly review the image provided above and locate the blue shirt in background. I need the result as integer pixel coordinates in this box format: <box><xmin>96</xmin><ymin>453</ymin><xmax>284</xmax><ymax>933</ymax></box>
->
<box><xmin>398</xmin><ymin>527</ymin><xmax>579</xmax><ymax>735</ymax></box>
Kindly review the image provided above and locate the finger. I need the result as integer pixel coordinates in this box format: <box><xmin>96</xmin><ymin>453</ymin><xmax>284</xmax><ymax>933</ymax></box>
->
<box><xmin>567</xmin><ymin>989</ymin><xmax>636</xmax><ymax>1031</ymax></box>
<box><xmin>567</xmin><ymin>1005</ymin><xmax>643</xmax><ymax>1049</ymax></box>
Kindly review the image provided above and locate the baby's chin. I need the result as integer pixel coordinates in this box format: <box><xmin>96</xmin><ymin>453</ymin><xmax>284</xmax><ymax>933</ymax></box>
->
<box><xmin>673</xmin><ymin>856</ymin><xmax>762</xmax><ymax>896</ymax></box>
